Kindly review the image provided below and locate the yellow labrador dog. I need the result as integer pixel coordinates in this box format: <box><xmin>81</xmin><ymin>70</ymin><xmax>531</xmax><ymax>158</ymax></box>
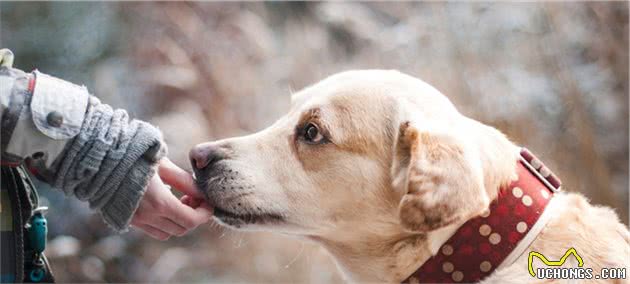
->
<box><xmin>190</xmin><ymin>70</ymin><xmax>629</xmax><ymax>283</ymax></box>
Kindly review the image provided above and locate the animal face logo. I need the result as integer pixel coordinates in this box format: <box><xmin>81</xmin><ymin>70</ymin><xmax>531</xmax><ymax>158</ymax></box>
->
<box><xmin>528</xmin><ymin>247</ymin><xmax>583</xmax><ymax>277</ymax></box>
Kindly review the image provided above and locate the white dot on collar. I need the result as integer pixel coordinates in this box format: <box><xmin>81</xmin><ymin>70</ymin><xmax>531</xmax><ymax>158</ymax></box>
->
<box><xmin>480</xmin><ymin>261</ymin><xmax>492</xmax><ymax>272</ymax></box>
<box><xmin>512</xmin><ymin>187</ymin><xmax>523</xmax><ymax>198</ymax></box>
<box><xmin>452</xmin><ymin>271</ymin><xmax>464</xmax><ymax>282</ymax></box>
<box><xmin>479</xmin><ymin>224</ymin><xmax>491</xmax><ymax>236</ymax></box>
<box><xmin>442</xmin><ymin>245</ymin><xmax>454</xmax><ymax>256</ymax></box>
<box><xmin>489</xmin><ymin>233</ymin><xmax>501</xmax><ymax>245</ymax></box>
<box><xmin>540</xmin><ymin>189</ymin><xmax>550</xmax><ymax>199</ymax></box>
<box><xmin>442</xmin><ymin>262</ymin><xmax>454</xmax><ymax>273</ymax></box>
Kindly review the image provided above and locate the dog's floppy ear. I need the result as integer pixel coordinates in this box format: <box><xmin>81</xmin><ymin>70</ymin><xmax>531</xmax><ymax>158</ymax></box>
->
<box><xmin>392</xmin><ymin>121</ymin><xmax>489</xmax><ymax>233</ymax></box>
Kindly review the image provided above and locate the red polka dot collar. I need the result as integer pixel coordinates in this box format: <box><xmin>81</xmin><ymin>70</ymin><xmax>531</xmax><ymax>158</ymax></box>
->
<box><xmin>404</xmin><ymin>148</ymin><xmax>562</xmax><ymax>283</ymax></box>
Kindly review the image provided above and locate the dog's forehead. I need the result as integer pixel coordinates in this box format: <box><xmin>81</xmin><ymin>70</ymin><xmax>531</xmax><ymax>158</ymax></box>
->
<box><xmin>290</xmin><ymin>70</ymin><xmax>404</xmax><ymax>114</ymax></box>
<box><xmin>287</xmin><ymin>70</ymin><xmax>460</xmax><ymax>144</ymax></box>
<box><xmin>290</xmin><ymin>86</ymin><xmax>395</xmax><ymax>132</ymax></box>
<box><xmin>290</xmin><ymin>70</ymin><xmax>455</xmax><ymax>114</ymax></box>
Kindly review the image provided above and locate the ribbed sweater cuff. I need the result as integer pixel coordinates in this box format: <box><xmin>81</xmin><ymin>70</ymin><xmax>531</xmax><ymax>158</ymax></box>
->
<box><xmin>100</xmin><ymin>157</ymin><xmax>157</xmax><ymax>232</ymax></box>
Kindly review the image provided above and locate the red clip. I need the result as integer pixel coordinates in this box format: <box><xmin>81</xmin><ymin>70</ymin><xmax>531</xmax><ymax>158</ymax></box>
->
<box><xmin>28</xmin><ymin>72</ymin><xmax>37</xmax><ymax>93</ymax></box>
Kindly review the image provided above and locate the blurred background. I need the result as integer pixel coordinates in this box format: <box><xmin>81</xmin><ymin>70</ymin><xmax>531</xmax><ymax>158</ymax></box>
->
<box><xmin>1</xmin><ymin>2</ymin><xmax>628</xmax><ymax>283</ymax></box>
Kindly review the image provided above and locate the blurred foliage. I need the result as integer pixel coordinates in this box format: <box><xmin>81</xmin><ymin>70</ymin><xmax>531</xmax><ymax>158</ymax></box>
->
<box><xmin>1</xmin><ymin>2</ymin><xmax>628</xmax><ymax>283</ymax></box>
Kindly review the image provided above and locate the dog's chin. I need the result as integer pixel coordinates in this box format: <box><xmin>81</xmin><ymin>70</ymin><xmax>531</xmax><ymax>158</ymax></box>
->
<box><xmin>212</xmin><ymin>206</ymin><xmax>284</xmax><ymax>229</ymax></box>
<box><xmin>193</xmin><ymin>174</ymin><xmax>286</xmax><ymax>230</ymax></box>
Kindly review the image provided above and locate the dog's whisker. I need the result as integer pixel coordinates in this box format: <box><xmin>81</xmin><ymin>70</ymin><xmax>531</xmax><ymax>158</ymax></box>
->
<box><xmin>238</xmin><ymin>235</ymin><xmax>251</xmax><ymax>248</ymax></box>
<box><xmin>284</xmin><ymin>242</ymin><xmax>305</xmax><ymax>269</ymax></box>
<box><xmin>234</xmin><ymin>234</ymin><xmax>245</xmax><ymax>248</ymax></box>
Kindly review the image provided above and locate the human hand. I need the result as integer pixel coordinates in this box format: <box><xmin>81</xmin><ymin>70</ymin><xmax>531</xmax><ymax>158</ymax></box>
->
<box><xmin>130</xmin><ymin>158</ymin><xmax>213</xmax><ymax>240</ymax></box>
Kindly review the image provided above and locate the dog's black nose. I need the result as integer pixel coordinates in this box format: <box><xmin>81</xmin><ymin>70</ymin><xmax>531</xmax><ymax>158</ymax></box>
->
<box><xmin>189</xmin><ymin>142</ymin><xmax>227</xmax><ymax>171</ymax></box>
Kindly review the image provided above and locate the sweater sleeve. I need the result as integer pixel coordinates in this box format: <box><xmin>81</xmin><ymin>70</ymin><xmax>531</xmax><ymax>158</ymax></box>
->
<box><xmin>0</xmin><ymin>55</ymin><xmax>166</xmax><ymax>232</ymax></box>
<box><xmin>50</xmin><ymin>96</ymin><xmax>167</xmax><ymax>232</ymax></box>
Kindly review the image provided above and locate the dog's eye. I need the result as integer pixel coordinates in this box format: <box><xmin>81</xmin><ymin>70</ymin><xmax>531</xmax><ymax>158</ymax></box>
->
<box><xmin>303</xmin><ymin>123</ymin><xmax>324</xmax><ymax>143</ymax></box>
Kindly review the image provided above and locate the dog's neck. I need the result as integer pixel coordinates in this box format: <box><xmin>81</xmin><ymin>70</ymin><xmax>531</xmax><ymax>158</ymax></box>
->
<box><xmin>313</xmin><ymin>120</ymin><xmax>520</xmax><ymax>282</ymax></box>
<box><xmin>312</xmin><ymin>223</ymin><xmax>466</xmax><ymax>282</ymax></box>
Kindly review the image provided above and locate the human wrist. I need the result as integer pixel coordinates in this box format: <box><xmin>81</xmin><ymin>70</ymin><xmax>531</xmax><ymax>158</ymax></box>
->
<box><xmin>98</xmin><ymin>123</ymin><xmax>167</xmax><ymax>232</ymax></box>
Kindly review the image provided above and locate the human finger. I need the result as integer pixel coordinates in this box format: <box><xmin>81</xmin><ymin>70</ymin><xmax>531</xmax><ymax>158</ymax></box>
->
<box><xmin>133</xmin><ymin>223</ymin><xmax>171</xmax><ymax>241</ymax></box>
<box><xmin>167</xmin><ymin>201</ymin><xmax>214</xmax><ymax>229</ymax></box>
<box><xmin>159</xmin><ymin>158</ymin><xmax>202</xmax><ymax>198</ymax></box>
<box><xmin>152</xmin><ymin>217</ymin><xmax>188</xmax><ymax>236</ymax></box>
<box><xmin>180</xmin><ymin>195</ymin><xmax>203</xmax><ymax>208</ymax></box>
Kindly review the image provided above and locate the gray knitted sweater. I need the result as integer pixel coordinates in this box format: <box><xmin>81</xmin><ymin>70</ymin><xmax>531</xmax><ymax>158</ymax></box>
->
<box><xmin>1</xmin><ymin>64</ymin><xmax>165</xmax><ymax>231</ymax></box>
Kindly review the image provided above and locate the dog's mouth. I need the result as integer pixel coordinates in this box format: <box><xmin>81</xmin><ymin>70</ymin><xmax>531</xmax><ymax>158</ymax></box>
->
<box><xmin>213</xmin><ymin>206</ymin><xmax>284</xmax><ymax>228</ymax></box>
<box><xmin>192</xmin><ymin>168</ymin><xmax>285</xmax><ymax>228</ymax></box>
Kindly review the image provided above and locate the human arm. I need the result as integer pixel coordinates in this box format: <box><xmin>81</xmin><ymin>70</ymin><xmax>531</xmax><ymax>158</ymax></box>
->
<box><xmin>0</xmin><ymin>49</ymin><xmax>211</xmax><ymax>235</ymax></box>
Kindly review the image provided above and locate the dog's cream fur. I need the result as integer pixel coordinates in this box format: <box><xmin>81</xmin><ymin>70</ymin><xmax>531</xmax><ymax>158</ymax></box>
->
<box><xmin>193</xmin><ymin>70</ymin><xmax>629</xmax><ymax>283</ymax></box>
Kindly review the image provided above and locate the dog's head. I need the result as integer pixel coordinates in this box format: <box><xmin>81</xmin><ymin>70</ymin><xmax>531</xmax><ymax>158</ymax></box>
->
<box><xmin>191</xmin><ymin>70</ymin><xmax>517</xmax><ymax>240</ymax></box>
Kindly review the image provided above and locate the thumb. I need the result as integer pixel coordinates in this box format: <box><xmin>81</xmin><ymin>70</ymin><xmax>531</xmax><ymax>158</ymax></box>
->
<box><xmin>158</xmin><ymin>158</ymin><xmax>204</xmax><ymax>199</ymax></box>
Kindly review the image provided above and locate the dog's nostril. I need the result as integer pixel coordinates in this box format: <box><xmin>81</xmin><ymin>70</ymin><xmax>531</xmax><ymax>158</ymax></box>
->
<box><xmin>189</xmin><ymin>143</ymin><xmax>226</xmax><ymax>170</ymax></box>
<box><xmin>190</xmin><ymin>147</ymin><xmax>209</xmax><ymax>169</ymax></box>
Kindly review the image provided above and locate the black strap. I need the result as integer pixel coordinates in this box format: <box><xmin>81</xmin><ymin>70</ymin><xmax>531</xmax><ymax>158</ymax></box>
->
<box><xmin>1</xmin><ymin>166</ymin><xmax>27</xmax><ymax>282</ymax></box>
<box><xmin>1</xmin><ymin>166</ymin><xmax>54</xmax><ymax>283</ymax></box>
